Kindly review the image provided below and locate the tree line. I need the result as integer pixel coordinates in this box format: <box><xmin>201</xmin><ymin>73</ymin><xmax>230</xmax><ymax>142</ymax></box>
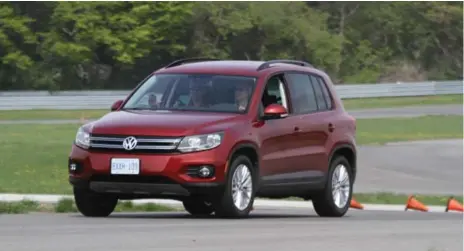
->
<box><xmin>0</xmin><ymin>1</ymin><xmax>462</xmax><ymax>91</ymax></box>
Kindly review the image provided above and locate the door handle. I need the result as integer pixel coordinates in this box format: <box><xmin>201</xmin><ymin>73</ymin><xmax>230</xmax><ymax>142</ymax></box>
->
<box><xmin>294</xmin><ymin>126</ymin><xmax>300</xmax><ymax>133</ymax></box>
<box><xmin>328</xmin><ymin>123</ymin><xmax>335</xmax><ymax>132</ymax></box>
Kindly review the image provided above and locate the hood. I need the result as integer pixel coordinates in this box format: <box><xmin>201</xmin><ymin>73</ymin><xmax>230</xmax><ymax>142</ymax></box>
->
<box><xmin>87</xmin><ymin>110</ymin><xmax>244</xmax><ymax>136</ymax></box>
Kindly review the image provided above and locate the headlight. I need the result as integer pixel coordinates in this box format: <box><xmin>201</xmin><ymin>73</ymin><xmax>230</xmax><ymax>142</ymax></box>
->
<box><xmin>177</xmin><ymin>132</ymin><xmax>223</xmax><ymax>153</ymax></box>
<box><xmin>75</xmin><ymin>127</ymin><xmax>90</xmax><ymax>149</ymax></box>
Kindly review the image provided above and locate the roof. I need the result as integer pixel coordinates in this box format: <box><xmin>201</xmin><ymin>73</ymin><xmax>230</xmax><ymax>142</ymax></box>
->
<box><xmin>155</xmin><ymin>60</ymin><xmax>263</xmax><ymax>76</ymax></box>
<box><xmin>154</xmin><ymin>60</ymin><xmax>320</xmax><ymax>77</ymax></box>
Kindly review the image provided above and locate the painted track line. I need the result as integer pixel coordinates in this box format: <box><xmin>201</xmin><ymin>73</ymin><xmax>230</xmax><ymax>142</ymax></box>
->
<box><xmin>0</xmin><ymin>193</ymin><xmax>460</xmax><ymax>214</ymax></box>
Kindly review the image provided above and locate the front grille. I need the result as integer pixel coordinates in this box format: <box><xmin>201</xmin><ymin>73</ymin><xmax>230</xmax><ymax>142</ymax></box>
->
<box><xmin>89</xmin><ymin>134</ymin><xmax>182</xmax><ymax>154</ymax></box>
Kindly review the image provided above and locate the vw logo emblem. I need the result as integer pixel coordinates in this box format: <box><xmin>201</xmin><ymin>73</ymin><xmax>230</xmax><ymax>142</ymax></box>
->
<box><xmin>122</xmin><ymin>136</ymin><xmax>138</xmax><ymax>150</ymax></box>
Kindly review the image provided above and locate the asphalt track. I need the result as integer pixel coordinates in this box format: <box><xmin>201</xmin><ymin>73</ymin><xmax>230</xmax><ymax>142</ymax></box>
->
<box><xmin>0</xmin><ymin>104</ymin><xmax>462</xmax><ymax>124</ymax></box>
<box><xmin>1</xmin><ymin>208</ymin><xmax>462</xmax><ymax>251</ymax></box>
<box><xmin>355</xmin><ymin>139</ymin><xmax>463</xmax><ymax>195</ymax></box>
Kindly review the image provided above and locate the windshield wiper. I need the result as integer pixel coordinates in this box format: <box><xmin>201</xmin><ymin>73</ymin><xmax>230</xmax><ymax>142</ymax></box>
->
<box><xmin>121</xmin><ymin>107</ymin><xmax>153</xmax><ymax>111</ymax></box>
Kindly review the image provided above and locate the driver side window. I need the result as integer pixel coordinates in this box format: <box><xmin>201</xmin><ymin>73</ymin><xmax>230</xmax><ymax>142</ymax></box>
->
<box><xmin>261</xmin><ymin>74</ymin><xmax>288</xmax><ymax>110</ymax></box>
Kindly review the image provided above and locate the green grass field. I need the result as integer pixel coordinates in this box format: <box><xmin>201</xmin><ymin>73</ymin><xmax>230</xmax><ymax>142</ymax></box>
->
<box><xmin>0</xmin><ymin>94</ymin><xmax>461</xmax><ymax>120</ymax></box>
<box><xmin>0</xmin><ymin>115</ymin><xmax>462</xmax><ymax>202</ymax></box>
<box><xmin>341</xmin><ymin>94</ymin><xmax>462</xmax><ymax>109</ymax></box>
<box><xmin>0</xmin><ymin>199</ymin><xmax>179</xmax><ymax>214</ymax></box>
<box><xmin>356</xmin><ymin>115</ymin><xmax>463</xmax><ymax>144</ymax></box>
<box><xmin>0</xmin><ymin>109</ymin><xmax>108</xmax><ymax>121</ymax></box>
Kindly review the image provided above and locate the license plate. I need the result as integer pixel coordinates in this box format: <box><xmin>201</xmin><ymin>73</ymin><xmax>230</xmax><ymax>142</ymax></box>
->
<box><xmin>110</xmin><ymin>158</ymin><xmax>140</xmax><ymax>175</ymax></box>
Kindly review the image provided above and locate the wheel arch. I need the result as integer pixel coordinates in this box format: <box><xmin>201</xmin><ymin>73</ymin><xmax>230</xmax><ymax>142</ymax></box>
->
<box><xmin>225</xmin><ymin>141</ymin><xmax>260</xmax><ymax>180</ymax></box>
<box><xmin>328</xmin><ymin>143</ymin><xmax>357</xmax><ymax>182</ymax></box>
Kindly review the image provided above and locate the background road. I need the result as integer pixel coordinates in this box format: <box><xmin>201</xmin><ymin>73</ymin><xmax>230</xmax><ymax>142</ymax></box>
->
<box><xmin>1</xmin><ymin>208</ymin><xmax>462</xmax><ymax>251</ymax></box>
<box><xmin>0</xmin><ymin>104</ymin><xmax>462</xmax><ymax>125</ymax></box>
<box><xmin>356</xmin><ymin>139</ymin><xmax>463</xmax><ymax>195</ymax></box>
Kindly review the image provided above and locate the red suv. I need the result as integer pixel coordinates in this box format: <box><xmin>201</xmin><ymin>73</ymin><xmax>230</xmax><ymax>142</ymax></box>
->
<box><xmin>68</xmin><ymin>58</ymin><xmax>357</xmax><ymax>218</ymax></box>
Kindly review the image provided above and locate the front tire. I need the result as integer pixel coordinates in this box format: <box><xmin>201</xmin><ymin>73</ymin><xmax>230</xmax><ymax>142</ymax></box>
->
<box><xmin>312</xmin><ymin>155</ymin><xmax>353</xmax><ymax>217</ymax></box>
<box><xmin>213</xmin><ymin>155</ymin><xmax>256</xmax><ymax>218</ymax></box>
<box><xmin>73</xmin><ymin>187</ymin><xmax>118</xmax><ymax>217</ymax></box>
<box><xmin>182</xmin><ymin>198</ymin><xmax>215</xmax><ymax>216</ymax></box>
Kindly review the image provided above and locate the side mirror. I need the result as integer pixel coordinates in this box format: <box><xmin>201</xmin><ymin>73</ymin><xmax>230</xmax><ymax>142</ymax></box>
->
<box><xmin>262</xmin><ymin>104</ymin><xmax>288</xmax><ymax>120</ymax></box>
<box><xmin>111</xmin><ymin>99</ymin><xmax>124</xmax><ymax>111</ymax></box>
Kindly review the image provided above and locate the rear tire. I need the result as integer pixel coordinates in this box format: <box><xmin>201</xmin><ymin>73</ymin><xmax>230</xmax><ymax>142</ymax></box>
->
<box><xmin>213</xmin><ymin>155</ymin><xmax>256</xmax><ymax>218</ymax></box>
<box><xmin>312</xmin><ymin>155</ymin><xmax>353</xmax><ymax>217</ymax></box>
<box><xmin>73</xmin><ymin>187</ymin><xmax>118</xmax><ymax>217</ymax></box>
<box><xmin>182</xmin><ymin>197</ymin><xmax>214</xmax><ymax>216</ymax></box>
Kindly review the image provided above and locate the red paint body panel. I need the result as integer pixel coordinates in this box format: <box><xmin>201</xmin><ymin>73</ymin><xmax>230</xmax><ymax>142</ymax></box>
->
<box><xmin>89</xmin><ymin>110</ymin><xmax>243</xmax><ymax>137</ymax></box>
<box><xmin>69</xmin><ymin>144</ymin><xmax>229</xmax><ymax>184</ymax></box>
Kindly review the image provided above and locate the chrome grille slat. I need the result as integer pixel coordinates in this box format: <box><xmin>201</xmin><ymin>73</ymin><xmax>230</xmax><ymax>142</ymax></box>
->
<box><xmin>134</xmin><ymin>145</ymin><xmax>177</xmax><ymax>150</ymax></box>
<box><xmin>91</xmin><ymin>143</ymin><xmax>124</xmax><ymax>149</ymax></box>
<box><xmin>137</xmin><ymin>138</ymin><xmax>181</xmax><ymax>144</ymax></box>
<box><xmin>90</xmin><ymin>136</ymin><xmax>180</xmax><ymax>144</ymax></box>
<box><xmin>90</xmin><ymin>137</ymin><xmax>123</xmax><ymax>142</ymax></box>
<box><xmin>89</xmin><ymin>134</ymin><xmax>182</xmax><ymax>153</ymax></box>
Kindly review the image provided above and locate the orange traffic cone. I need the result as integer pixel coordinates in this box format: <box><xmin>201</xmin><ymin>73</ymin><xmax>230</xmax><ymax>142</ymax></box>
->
<box><xmin>405</xmin><ymin>195</ymin><xmax>428</xmax><ymax>212</ymax></box>
<box><xmin>445</xmin><ymin>197</ymin><xmax>463</xmax><ymax>212</ymax></box>
<box><xmin>350</xmin><ymin>197</ymin><xmax>364</xmax><ymax>210</ymax></box>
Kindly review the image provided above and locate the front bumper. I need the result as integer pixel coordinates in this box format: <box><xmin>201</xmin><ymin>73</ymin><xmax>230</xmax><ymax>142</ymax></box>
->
<box><xmin>68</xmin><ymin>144</ymin><xmax>227</xmax><ymax>198</ymax></box>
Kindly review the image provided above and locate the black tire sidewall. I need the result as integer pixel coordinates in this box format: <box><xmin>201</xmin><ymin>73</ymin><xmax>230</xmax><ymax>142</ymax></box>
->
<box><xmin>182</xmin><ymin>198</ymin><xmax>214</xmax><ymax>216</ymax></box>
<box><xmin>73</xmin><ymin>187</ymin><xmax>118</xmax><ymax>217</ymax></box>
<box><xmin>214</xmin><ymin>155</ymin><xmax>256</xmax><ymax>218</ymax></box>
<box><xmin>325</xmin><ymin>156</ymin><xmax>353</xmax><ymax>215</ymax></box>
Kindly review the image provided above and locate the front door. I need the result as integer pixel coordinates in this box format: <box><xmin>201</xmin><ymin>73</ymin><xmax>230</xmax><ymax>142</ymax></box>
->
<box><xmin>256</xmin><ymin>73</ymin><xmax>302</xmax><ymax>186</ymax></box>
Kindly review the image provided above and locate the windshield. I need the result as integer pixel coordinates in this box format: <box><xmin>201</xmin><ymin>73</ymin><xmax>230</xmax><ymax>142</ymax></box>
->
<box><xmin>122</xmin><ymin>74</ymin><xmax>257</xmax><ymax>113</ymax></box>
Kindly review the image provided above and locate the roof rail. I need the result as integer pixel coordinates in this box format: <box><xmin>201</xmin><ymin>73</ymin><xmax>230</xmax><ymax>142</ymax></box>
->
<box><xmin>257</xmin><ymin>59</ymin><xmax>313</xmax><ymax>71</ymax></box>
<box><xmin>164</xmin><ymin>57</ymin><xmax>219</xmax><ymax>68</ymax></box>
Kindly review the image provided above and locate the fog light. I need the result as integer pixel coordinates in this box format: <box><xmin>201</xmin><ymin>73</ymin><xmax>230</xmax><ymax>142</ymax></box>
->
<box><xmin>198</xmin><ymin>166</ymin><xmax>213</xmax><ymax>178</ymax></box>
<box><xmin>68</xmin><ymin>159</ymin><xmax>83</xmax><ymax>174</ymax></box>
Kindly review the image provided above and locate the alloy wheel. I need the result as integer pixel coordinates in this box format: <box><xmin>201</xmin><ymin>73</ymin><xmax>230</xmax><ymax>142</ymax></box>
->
<box><xmin>331</xmin><ymin>164</ymin><xmax>351</xmax><ymax>208</ymax></box>
<box><xmin>231</xmin><ymin>164</ymin><xmax>253</xmax><ymax>210</ymax></box>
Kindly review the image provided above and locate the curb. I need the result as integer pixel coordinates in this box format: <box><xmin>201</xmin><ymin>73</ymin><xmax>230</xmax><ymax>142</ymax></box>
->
<box><xmin>0</xmin><ymin>193</ymin><xmax>459</xmax><ymax>213</ymax></box>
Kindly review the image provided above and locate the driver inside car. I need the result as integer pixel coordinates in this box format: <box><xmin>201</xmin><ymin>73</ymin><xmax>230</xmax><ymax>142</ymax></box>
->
<box><xmin>148</xmin><ymin>93</ymin><xmax>159</xmax><ymax>109</ymax></box>
<box><xmin>235</xmin><ymin>80</ymin><xmax>253</xmax><ymax>111</ymax></box>
<box><xmin>173</xmin><ymin>78</ymin><xmax>211</xmax><ymax>108</ymax></box>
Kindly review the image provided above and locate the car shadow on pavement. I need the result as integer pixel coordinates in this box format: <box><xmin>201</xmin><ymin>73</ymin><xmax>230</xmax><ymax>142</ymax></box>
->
<box><xmin>68</xmin><ymin>211</ymin><xmax>345</xmax><ymax>220</ymax></box>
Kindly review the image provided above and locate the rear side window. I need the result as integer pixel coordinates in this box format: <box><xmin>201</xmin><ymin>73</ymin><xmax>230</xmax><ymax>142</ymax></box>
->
<box><xmin>309</xmin><ymin>75</ymin><xmax>328</xmax><ymax>111</ymax></box>
<box><xmin>315</xmin><ymin>76</ymin><xmax>333</xmax><ymax>110</ymax></box>
<box><xmin>286</xmin><ymin>73</ymin><xmax>318</xmax><ymax>114</ymax></box>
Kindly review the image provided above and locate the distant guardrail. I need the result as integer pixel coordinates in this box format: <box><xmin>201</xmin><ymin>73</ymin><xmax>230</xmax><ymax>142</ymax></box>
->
<box><xmin>0</xmin><ymin>80</ymin><xmax>462</xmax><ymax>110</ymax></box>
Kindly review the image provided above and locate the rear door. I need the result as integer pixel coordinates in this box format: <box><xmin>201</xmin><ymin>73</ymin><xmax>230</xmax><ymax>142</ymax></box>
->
<box><xmin>283</xmin><ymin>72</ymin><xmax>332</xmax><ymax>183</ymax></box>
<box><xmin>306</xmin><ymin>74</ymin><xmax>334</xmax><ymax>172</ymax></box>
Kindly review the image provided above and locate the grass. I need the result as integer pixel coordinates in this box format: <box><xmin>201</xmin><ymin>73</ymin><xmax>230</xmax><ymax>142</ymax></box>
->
<box><xmin>0</xmin><ymin>200</ymin><xmax>42</xmax><ymax>214</ymax></box>
<box><xmin>342</xmin><ymin>94</ymin><xmax>462</xmax><ymax>110</ymax></box>
<box><xmin>0</xmin><ymin>109</ymin><xmax>109</xmax><ymax>120</ymax></box>
<box><xmin>0</xmin><ymin>94</ymin><xmax>461</xmax><ymax>121</ymax></box>
<box><xmin>0</xmin><ymin>115</ymin><xmax>461</xmax><ymax>194</ymax></box>
<box><xmin>0</xmin><ymin>198</ymin><xmax>179</xmax><ymax>214</ymax></box>
<box><xmin>355</xmin><ymin>115</ymin><xmax>463</xmax><ymax>145</ymax></box>
<box><xmin>0</xmin><ymin>123</ymin><xmax>81</xmax><ymax>194</ymax></box>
